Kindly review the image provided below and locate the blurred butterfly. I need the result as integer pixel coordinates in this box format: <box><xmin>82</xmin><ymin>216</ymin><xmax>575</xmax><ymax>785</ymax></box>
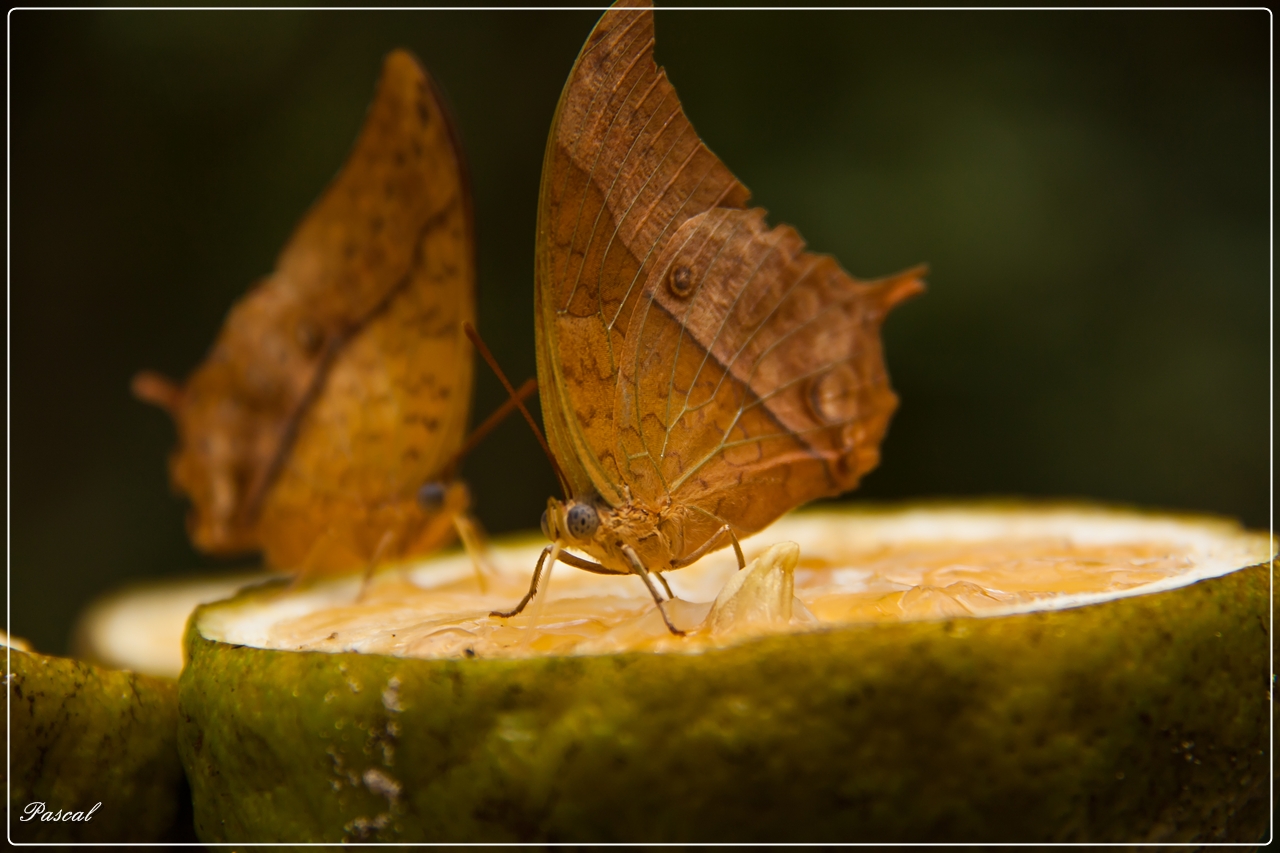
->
<box><xmin>134</xmin><ymin>50</ymin><xmax>495</xmax><ymax>578</ymax></box>
<box><xmin>496</xmin><ymin>0</ymin><xmax>924</xmax><ymax>632</ymax></box>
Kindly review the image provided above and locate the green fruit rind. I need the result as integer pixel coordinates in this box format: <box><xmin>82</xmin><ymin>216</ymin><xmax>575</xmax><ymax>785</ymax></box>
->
<box><xmin>6</xmin><ymin>647</ymin><xmax>187</xmax><ymax>843</ymax></box>
<box><xmin>179</xmin><ymin>557</ymin><xmax>1271</xmax><ymax>844</ymax></box>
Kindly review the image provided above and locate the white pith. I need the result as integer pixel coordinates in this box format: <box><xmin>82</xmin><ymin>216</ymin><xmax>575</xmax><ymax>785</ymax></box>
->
<box><xmin>77</xmin><ymin>572</ymin><xmax>272</xmax><ymax>677</ymax></box>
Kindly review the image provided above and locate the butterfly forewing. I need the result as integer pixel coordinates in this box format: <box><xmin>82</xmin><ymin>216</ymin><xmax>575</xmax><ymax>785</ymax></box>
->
<box><xmin>536</xmin><ymin>0</ymin><xmax>748</xmax><ymax>503</ymax></box>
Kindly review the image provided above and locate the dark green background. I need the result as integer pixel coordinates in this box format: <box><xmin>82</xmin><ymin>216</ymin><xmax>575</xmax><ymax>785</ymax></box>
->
<box><xmin>8</xmin><ymin>10</ymin><xmax>1270</xmax><ymax>655</ymax></box>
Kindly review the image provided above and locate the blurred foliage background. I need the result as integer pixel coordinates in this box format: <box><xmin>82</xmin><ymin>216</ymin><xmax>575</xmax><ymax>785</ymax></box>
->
<box><xmin>8</xmin><ymin>9</ymin><xmax>1269</xmax><ymax>654</ymax></box>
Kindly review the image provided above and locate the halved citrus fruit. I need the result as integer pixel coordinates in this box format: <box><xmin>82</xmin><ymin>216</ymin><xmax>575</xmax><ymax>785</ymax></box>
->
<box><xmin>5</xmin><ymin>636</ymin><xmax>188</xmax><ymax>842</ymax></box>
<box><xmin>73</xmin><ymin>571</ymin><xmax>269</xmax><ymax>679</ymax></box>
<box><xmin>176</xmin><ymin>502</ymin><xmax>1273</xmax><ymax>843</ymax></box>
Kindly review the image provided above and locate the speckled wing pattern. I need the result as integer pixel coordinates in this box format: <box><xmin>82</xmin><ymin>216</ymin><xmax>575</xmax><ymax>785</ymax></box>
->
<box><xmin>617</xmin><ymin>209</ymin><xmax>923</xmax><ymax>550</ymax></box>
<box><xmin>146</xmin><ymin>50</ymin><xmax>474</xmax><ymax>569</ymax></box>
<box><xmin>535</xmin><ymin>0</ymin><xmax>749</xmax><ymax>506</ymax></box>
<box><xmin>258</xmin><ymin>51</ymin><xmax>476</xmax><ymax>571</ymax></box>
<box><xmin>536</xmin><ymin>0</ymin><xmax>921</xmax><ymax>558</ymax></box>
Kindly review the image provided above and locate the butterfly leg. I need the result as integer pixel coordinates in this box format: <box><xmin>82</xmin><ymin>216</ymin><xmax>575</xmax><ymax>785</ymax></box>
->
<box><xmin>672</xmin><ymin>524</ymin><xmax>747</xmax><ymax>571</ymax></box>
<box><xmin>655</xmin><ymin>571</ymin><xmax>675</xmax><ymax>600</ymax></box>
<box><xmin>622</xmin><ymin>545</ymin><xmax>686</xmax><ymax>637</ymax></box>
<box><xmin>491</xmin><ymin>544</ymin><xmax>557</xmax><ymax>619</ymax></box>
<box><xmin>452</xmin><ymin>512</ymin><xmax>494</xmax><ymax>594</ymax></box>
<box><xmin>355</xmin><ymin>529</ymin><xmax>398</xmax><ymax>603</ymax></box>
<box><xmin>282</xmin><ymin>525</ymin><xmax>344</xmax><ymax>593</ymax></box>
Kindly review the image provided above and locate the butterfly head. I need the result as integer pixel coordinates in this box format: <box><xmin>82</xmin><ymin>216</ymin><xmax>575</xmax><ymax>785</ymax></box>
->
<box><xmin>416</xmin><ymin>479</ymin><xmax>471</xmax><ymax>516</ymax></box>
<box><xmin>542</xmin><ymin>497</ymin><xmax>601</xmax><ymax>544</ymax></box>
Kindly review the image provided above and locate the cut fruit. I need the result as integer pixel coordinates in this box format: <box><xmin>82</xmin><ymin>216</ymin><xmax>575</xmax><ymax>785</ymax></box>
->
<box><xmin>196</xmin><ymin>503</ymin><xmax>1269</xmax><ymax>657</ymax></box>
<box><xmin>2</xmin><ymin>629</ymin><xmax>32</xmax><ymax>652</ymax></box>
<box><xmin>178</xmin><ymin>503</ymin><xmax>1273</xmax><ymax>843</ymax></box>
<box><xmin>6</xmin><ymin>645</ymin><xmax>188</xmax><ymax>843</ymax></box>
<box><xmin>72</xmin><ymin>571</ymin><xmax>275</xmax><ymax>679</ymax></box>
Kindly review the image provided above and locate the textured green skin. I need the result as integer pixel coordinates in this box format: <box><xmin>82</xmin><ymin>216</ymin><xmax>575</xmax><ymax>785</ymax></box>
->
<box><xmin>6</xmin><ymin>648</ymin><xmax>187</xmax><ymax>842</ymax></box>
<box><xmin>179</xmin><ymin>561</ymin><xmax>1272</xmax><ymax>844</ymax></box>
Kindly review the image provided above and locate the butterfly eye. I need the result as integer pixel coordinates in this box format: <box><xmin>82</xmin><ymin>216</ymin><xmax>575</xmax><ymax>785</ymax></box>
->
<box><xmin>566</xmin><ymin>503</ymin><xmax>600</xmax><ymax>540</ymax></box>
<box><xmin>540</xmin><ymin>508</ymin><xmax>553</xmax><ymax>540</ymax></box>
<box><xmin>668</xmin><ymin>265</ymin><xmax>694</xmax><ymax>297</ymax></box>
<box><xmin>417</xmin><ymin>481</ymin><xmax>448</xmax><ymax>511</ymax></box>
<box><xmin>808</xmin><ymin>363</ymin><xmax>860</xmax><ymax>425</ymax></box>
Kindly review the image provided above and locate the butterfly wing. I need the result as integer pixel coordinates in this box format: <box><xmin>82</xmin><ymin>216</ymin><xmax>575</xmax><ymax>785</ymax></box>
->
<box><xmin>143</xmin><ymin>51</ymin><xmax>474</xmax><ymax>566</ymax></box>
<box><xmin>535</xmin><ymin>0</ymin><xmax>749</xmax><ymax>505</ymax></box>
<box><xmin>616</xmin><ymin>208</ymin><xmax>923</xmax><ymax>552</ymax></box>
<box><xmin>259</xmin><ymin>61</ymin><xmax>475</xmax><ymax>573</ymax></box>
<box><xmin>539</xmin><ymin>0</ymin><xmax>922</xmax><ymax>557</ymax></box>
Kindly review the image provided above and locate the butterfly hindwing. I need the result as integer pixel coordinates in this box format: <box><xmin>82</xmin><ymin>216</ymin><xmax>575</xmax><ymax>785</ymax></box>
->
<box><xmin>618</xmin><ymin>207</ymin><xmax>923</xmax><ymax>545</ymax></box>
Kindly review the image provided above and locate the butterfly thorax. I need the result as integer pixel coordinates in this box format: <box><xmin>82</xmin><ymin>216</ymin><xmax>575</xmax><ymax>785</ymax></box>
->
<box><xmin>542</xmin><ymin>496</ymin><xmax>679</xmax><ymax>576</ymax></box>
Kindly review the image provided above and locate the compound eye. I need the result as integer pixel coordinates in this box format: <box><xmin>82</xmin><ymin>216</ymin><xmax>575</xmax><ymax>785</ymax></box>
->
<box><xmin>565</xmin><ymin>503</ymin><xmax>600</xmax><ymax>540</ymax></box>
<box><xmin>417</xmin><ymin>481</ymin><xmax>447</xmax><ymax>511</ymax></box>
<box><xmin>540</xmin><ymin>508</ymin><xmax>552</xmax><ymax>541</ymax></box>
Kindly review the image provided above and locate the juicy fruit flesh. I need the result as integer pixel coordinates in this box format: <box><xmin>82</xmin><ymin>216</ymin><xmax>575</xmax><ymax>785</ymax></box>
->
<box><xmin>200</xmin><ymin>505</ymin><xmax>1272</xmax><ymax>660</ymax></box>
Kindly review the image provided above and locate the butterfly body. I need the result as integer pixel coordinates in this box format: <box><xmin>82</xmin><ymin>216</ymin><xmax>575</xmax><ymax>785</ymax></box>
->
<box><xmin>542</xmin><ymin>494</ymin><xmax>684</xmax><ymax>576</ymax></box>
<box><xmin>136</xmin><ymin>50</ymin><xmax>477</xmax><ymax>577</ymax></box>
<box><xmin>500</xmin><ymin>0</ymin><xmax>923</xmax><ymax>631</ymax></box>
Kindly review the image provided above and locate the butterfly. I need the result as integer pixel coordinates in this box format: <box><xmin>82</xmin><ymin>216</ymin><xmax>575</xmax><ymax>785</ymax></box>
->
<box><xmin>134</xmin><ymin>50</ymin><xmax>483</xmax><ymax>577</ymax></box>
<box><xmin>495</xmin><ymin>0</ymin><xmax>925</xmax><ymax>632</ymax></box>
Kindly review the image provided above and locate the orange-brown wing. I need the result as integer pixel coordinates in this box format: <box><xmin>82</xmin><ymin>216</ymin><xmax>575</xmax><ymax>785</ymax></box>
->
<box><xmin>537</xmin><ymin>0</ymin><xmax>923</xmax><ymax>559</ymax></box>
<box><xmin>137</xmin><ymin>50</ymin><xmax>473</xmax><ymax>560</ymax></box>
<box><xmin>534</xmin><ymin>0</ymin><xmax>749</xmax><ymax>505</ymax></box>
<box><xmin>616</xmin><ymin>208</ymin><xmax>923</xmax><ymax>554</ymax></box>
<box><xmin>259</xmin><ymin>103</ymin><xmax>474</xmax><ymax>573</ymax></box>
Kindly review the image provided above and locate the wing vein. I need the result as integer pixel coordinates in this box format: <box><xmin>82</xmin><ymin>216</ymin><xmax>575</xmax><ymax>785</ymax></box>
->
<box><xmin>560</xmin><ymin>40</ymin><xmax>653</xmax><ymax>318</ymax></box>
<box><xmin>669</xmin><ymin>214</ymin><xmax>750</xmax><ymax>434</ymax></box>
<box><xmin>685</xmin><ymin>226</ymin><xmax>788</xmax><ymax>428</ymax></box>
<box><xmin>556</xmin><ymin>25</ymin><xmax>653</xmax><ymax>311</ymax></box>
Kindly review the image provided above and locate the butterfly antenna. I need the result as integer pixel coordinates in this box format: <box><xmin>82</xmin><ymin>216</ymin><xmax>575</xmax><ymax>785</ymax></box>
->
<box><xmin>464</xmin><ymin>323</ymin><xmax>571</xmax><ymax>498</ymax></box>
<box><xmin>438</xmin><ymin>376</ymin><xmax>538</xmax><ymax>482</ymax></box>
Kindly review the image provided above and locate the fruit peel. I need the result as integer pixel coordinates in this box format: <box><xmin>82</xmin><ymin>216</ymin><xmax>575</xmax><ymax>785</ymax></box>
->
<box><xmin>5</xmin><ymin>646</ymin><xmax>188</xmax><ymax>843</ymax></box>
<box><xmin>178</xmin><ymin>555</ymin><xmax>1271</xmax><ymax>843</ymax></box>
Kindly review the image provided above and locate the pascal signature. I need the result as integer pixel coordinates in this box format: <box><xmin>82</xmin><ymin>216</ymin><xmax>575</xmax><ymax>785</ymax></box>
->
<box><xmin>20</xmin><ymin>801</ymin><xmax>102</xmax><ymax>823</ymax></box>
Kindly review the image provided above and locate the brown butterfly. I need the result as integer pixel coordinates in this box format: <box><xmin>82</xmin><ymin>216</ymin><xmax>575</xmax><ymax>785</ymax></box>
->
<box><xmin>134</xmin><ymin>50</ymin><xmax>485</xmax><ymax>577</ymax></box>
<box><xmin>496</xmin><ymin>0</ymin><xmax>924</xmax><ymax>632</ymax></box>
